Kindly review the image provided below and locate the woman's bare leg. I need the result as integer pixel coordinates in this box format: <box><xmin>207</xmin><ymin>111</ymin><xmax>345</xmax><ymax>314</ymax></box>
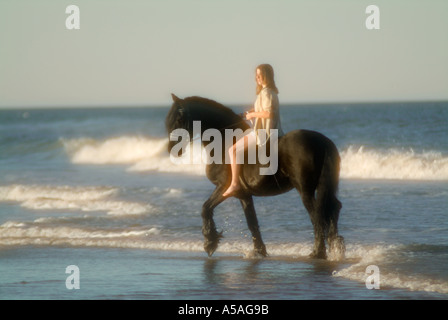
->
<box><xmin>222</xmin><ymin>136</ymin><xmax>248</xmax><ymax>196</ymax></box>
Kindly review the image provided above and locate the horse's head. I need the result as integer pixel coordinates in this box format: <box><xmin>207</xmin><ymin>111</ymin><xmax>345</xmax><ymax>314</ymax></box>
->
<box><xmin>165</xmin><ymin>93</ymin><xmax>250</xmax><ymax>156</ymax></box>
<box><xmin>166</xmin><ymin>94</ymin><xmax>191</xmax><ymax>155</ymax></box>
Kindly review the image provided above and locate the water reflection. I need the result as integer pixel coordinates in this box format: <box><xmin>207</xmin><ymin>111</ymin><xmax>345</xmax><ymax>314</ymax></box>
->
<box><xmin>201</xmin><ymin>256</ymin><xmax>345</xmax><ymax>299</ymax></box>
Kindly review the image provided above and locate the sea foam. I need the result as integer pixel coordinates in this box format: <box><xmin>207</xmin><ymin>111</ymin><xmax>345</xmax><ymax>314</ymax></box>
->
<box><xmin>63</xmin><ymin>136</ymin><xmax>448</xmax><ymax>181</ymax></box>
<box><xmin>0</xmin><ymin>184</ymin><xmax>154</xmax><ymax>216</ymax></box>
<box><xmin>340</xmin><ymin>145</ymin><xmax>448</xmax><ymax>181</ymax></box>
<box><xmin>62</xmin><ymin>136</ymin><xmax>205</xmax><ymax>175</ymax></box>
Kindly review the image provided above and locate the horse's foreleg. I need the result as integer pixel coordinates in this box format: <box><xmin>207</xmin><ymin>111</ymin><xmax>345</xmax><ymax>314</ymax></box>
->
<box><xmin>240</xmin><ymin>196</ymin><xmax>267</xmax><ymax>257</ymax></box>
<box><xmin>202</xmin><ymin>187</ymin><xmax>225</xmax><ymax>256</ymax></box>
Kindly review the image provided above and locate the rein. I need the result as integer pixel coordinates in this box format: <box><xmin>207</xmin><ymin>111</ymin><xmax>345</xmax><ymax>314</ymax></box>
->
<box><xmin>171</xmin><ymin>109</ymin><xmax>251</xmax><ymax>143</ymax></box>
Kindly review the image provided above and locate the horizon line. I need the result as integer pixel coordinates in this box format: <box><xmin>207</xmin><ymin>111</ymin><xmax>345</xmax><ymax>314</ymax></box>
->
<box><xmin>1</xmin><ymin>98</ymin><xmax>447</xmax><ymax>110</ymax></box>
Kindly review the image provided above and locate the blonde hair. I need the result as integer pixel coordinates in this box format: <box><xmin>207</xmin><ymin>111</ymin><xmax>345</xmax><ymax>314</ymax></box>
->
<box><xmin>255</xmin><ymin>64</ymin><xmax>279</xmax><ymax>95</ymax></box>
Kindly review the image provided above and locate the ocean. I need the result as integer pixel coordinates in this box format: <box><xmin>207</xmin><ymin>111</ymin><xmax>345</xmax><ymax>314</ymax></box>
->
<box><xmin>0</xmin><ymin>101</ymin><xmax>447</xmax><ymax>300</ymax></box>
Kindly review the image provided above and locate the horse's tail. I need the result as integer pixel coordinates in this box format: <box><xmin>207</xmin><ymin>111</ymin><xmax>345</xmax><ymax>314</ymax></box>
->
<box><xmin>315</xmin><ymin>141</ymin><xmax>344</xmax><ymax>257</ymax></box>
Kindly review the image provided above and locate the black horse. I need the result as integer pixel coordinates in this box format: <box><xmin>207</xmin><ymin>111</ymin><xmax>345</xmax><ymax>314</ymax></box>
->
<box><xmin>166</xmin><ymin>94</ymin><xmax>345</xmax><ymax>259</ymax></box>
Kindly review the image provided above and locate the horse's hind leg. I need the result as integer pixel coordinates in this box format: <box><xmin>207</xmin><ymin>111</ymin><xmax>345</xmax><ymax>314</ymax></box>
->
<box><xmin>202</xmin><ymin>187</ymin><xmax>225</xmax><ymax>256</ymax></box>
<box><xmin>301</xmin><ymin>191</ymin><xmax>327</xmax><ymax>259</ymax></box>
<box><xmin>327</xmin><ymin>198</ymin><xmax>345</xmax><ymax>259</ymax></box>
<box><xmin>240</xmin><ymin>196</ymin><xmax>267</xmax><ymax>257</ymax></box>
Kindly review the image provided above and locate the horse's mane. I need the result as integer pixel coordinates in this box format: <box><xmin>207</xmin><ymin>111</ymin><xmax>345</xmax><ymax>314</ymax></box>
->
<box><xmin>166</xmin><ymin>95</ymin><xmax>249</xmax><ymax>134</ymax></box>
<box><xmin>183</xmin><ymin>96</ymin><xmax>239</xmax><ymax>119</ymax></box>
<box><xmin>184</xmin><ymin>96</ymin><xmax>230</xmax><ymax>111</ymax></box>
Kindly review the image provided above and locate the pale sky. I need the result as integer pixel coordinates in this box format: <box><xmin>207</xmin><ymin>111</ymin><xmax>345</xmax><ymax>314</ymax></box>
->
<box><xmin>0</xmin><ymin>0</ymin><xmax>447</xmax><ymax>108</ymax></box>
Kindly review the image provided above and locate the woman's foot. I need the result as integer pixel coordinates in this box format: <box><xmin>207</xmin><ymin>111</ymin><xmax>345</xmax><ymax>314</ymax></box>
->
<box><xmin>222</xmin><ymin>184</ymin><xmax>241</xmax><ymax>197</ymax></box>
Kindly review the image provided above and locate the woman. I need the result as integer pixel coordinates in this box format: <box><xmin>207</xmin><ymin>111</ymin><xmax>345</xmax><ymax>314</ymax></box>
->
<box><xmin>222</xmin><ymin>64</ymin><xmax>284</xmax><ymax>197</ymax></box>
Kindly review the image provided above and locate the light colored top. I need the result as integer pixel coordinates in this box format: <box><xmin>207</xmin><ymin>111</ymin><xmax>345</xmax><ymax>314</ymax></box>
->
<box><xmin>253</xmin><ymin>87</ymin><xmax>284</xmax><ymax>145</ymax></box>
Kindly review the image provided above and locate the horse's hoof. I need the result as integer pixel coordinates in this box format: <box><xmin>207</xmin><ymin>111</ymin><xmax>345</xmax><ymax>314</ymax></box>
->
<box><xmin>244</xmin><ymin>248</ymin><xmax>268</xmax><ymax>259</ymax></box>
<box><xmin>204</xmin><ymin>231</ymin><xmax>223</xmax><ymax>256</ymax></box>
<box><xmin>328</xmin><ymin>236</ymin><xmax>346</xmax><ymax>260</ymax></box>
<box><xmin>256</xmin><ymin>246</ymin><xmax>268</xmax><ymax>258</ymax></box>
<box><xmin>204</xmin><ymin>240</ymin><xmax>218</xmax><ymax>256</ymax></box>
<box><xmin>309</xmin><ymin>251</ymin><xmax>327</xmax><ymax>259</ymax></box>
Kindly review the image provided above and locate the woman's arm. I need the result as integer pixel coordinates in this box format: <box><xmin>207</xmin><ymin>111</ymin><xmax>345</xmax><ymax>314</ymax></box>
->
<box><xmin>246</xmin><ymin>110</ymin><xmax>270</xmax><ymax>120</ymax></box>
<box><xmin>247</xmin><ymin>88</ymin><xmax>276</xmax><ymax>120</ymax></box>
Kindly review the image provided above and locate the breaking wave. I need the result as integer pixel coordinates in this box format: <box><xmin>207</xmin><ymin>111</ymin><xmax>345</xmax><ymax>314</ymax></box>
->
<box><xmin>62</xmin><ymin>136</ymin><xmax>448</xmax><ymax>181</ymax></box>
<box><xmin>333</xmin><ymin>243</ymin><xmax>448</xmax><ymax>294</ymax></box>
<box><xmin>61</xmin><ymin>136</ymin><xmax>205</xmax><ymax>175</ymax></box>
<box><xmin>340</xmin><ymin>146</ymin><xmax>448</xmax><ymax>181</ymax></box>
<box><xmin>0</xmin><ymin>184</ymin><xmax>154</xmax><ymax>216</ymax></box>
